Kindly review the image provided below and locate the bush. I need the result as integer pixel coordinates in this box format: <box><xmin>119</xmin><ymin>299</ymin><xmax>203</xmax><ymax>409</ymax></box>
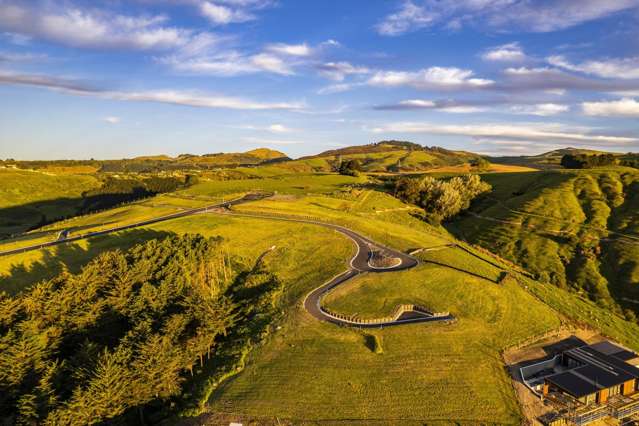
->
<box><xmin>338</xmin><ymin>159</ymin><xmax>362</xmax><ymax>176</ymax></box>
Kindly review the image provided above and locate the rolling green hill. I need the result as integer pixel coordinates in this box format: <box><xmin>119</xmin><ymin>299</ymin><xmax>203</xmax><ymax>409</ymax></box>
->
<box><xmin>450</xmin><ymin>167</ymin><xmax>639</xmax><ymax>320</ymax></box>
<box><xmin>287</xmin><ymin>140</ymin><xmax>483</xmax><ymax>173</ymax></box>
<box><xmin>3</xmin><ymin>168</ymin><xmax>639</xmax><ymax>423</ymax></box>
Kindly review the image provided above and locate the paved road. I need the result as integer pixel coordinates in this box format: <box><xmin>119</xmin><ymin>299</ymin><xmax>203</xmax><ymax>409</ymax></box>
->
<box><xmin>217</xmin><ymin>211</ymin><xmax>454</xmax><ymax>328</ymax></box>
<box><xmin>0</xmin><ymin>193</ymin><xmax>266</xmax><ymax>257</ymax></box>
<box><xmin>1</xmin><ymin>195</ymin><xmax>454</xmax><ymax>327</ymax></box>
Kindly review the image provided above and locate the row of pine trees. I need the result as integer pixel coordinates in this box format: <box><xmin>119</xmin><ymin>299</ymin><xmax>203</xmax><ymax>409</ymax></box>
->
<box><xmin>0</xmin><ymin>234</ymin><xmax>282</xmax><ymax>424</ymax></box>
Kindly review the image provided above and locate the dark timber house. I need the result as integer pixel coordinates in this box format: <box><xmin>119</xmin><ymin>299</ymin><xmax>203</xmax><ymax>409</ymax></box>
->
<box><xmin>543</xmin><ymin>341</ymin><xmax>639</xmax><ymax>405</ymax></box>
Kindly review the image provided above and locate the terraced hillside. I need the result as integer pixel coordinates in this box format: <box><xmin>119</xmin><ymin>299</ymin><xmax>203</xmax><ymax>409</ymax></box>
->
<box><xmin>451</xmin><ymin>168</ymin><xmax>639</xmax><ymax>319</ymax></box>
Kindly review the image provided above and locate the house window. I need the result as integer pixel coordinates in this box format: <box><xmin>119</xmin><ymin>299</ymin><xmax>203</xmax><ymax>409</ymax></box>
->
<box><xmin>609</xmin><ymin>385</ymin><xmax>621</xmax><ymax>396</ymax></box>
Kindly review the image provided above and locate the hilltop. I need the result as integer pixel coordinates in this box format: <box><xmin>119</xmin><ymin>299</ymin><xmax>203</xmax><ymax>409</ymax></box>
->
<box><xmin>288</xmin><ymin>140</ymin><xmax>483</xmax><ymax>173</ymax></box>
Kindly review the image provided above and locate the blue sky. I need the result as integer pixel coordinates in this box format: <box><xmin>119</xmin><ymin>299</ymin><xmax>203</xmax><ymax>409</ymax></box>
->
<box><xmin>1</xmin><ymin>0</ymin><xmax>639</xmax><ymax>159</ymax></box>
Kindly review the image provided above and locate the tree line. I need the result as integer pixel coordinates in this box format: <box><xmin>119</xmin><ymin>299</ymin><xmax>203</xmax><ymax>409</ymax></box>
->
<box><xmin>560</xmin><ymin>154</ymin><xmax>617</xmax><ymax>169</ymax></box>
<box><xmin>0</xmin><ymin>234</ymin><xmax>282</xmax><ymax>424</ymax></box>
<box><xmin>394</xmin><ymin>174</ymin><xmax>492</xmax><ymax>222</ymax></box>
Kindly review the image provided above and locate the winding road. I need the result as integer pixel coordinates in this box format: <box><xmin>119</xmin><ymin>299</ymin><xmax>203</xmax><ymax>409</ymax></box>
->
<box><xmin>216</xmin><ymin>211</ymin><xmax>454</xmax><ymax>327</ymax></box>
<box><xmin>0</xmin><ymin>193</ymin><xmax>454</xmax><ymax>327</ymax></box>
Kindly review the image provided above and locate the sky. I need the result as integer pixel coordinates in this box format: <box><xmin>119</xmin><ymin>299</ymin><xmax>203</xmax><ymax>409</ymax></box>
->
<box><xmin>1</xmin><ymin>0</ymin><xmax>639</xmax><ymax>160</ymax></box>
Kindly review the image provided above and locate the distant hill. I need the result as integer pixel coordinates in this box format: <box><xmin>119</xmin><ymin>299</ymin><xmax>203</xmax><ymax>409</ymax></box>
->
<box><xmin>3</xmin><ymin>148</ymin><xmax>290</xmax><ymax>173</ymax></box>
<box><xmin>490</xmin><ymin>147</ymin><xmax>625</xmax><ymax>169</ymax></box>
<box><xmin>285</xmin><ymin>141</ymin><xmax>483</xmax><ymax>173</ymax></box>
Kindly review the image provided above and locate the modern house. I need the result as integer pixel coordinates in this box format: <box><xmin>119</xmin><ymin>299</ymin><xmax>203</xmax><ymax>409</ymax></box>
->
<box><xmin>520</xmin><ymin>339</ymin><xmax>639</xmax><ymax>425</ymax></box>
<box><xmin>542</xmin><ymin>341</ymin><xmax>639</xmax><ymax>405</ymax></box>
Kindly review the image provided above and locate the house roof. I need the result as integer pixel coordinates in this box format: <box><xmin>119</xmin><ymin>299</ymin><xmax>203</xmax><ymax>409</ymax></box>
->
<box><xmin>545</xmin><ymin>342</ymin><xmax>639</xmax><ymax>398</ymax></box>
<box><xmin>547</xmin><ymin>371</ymin><xmax>599</xmax><ymax>398</ymax></box>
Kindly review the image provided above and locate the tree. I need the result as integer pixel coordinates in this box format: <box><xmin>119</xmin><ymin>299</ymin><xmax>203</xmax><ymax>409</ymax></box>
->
<box><xmin>394</xmin><ymin>174</ymin><xmax>491</xmax><ymax>222</ymax></box>
<box><xmin>338</xmin><ymin>159</ymin><xmax>362</xmax><ymax>176</ymax></box>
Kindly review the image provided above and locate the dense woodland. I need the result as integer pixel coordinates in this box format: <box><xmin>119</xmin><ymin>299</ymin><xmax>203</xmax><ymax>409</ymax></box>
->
<box><xmin>0</xmin><ymin>234</ymin><xmax>282</xmax><ymax>424</ymax></box>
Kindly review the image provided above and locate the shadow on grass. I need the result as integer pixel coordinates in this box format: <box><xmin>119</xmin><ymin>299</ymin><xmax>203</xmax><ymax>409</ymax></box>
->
<box><xmin>0</xmin><ymin>228</ymin><xmax>173</xmax><ymax>295</ymax></box>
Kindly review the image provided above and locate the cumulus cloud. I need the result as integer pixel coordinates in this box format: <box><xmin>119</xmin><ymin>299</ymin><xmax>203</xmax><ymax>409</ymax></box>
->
<box><xmin>0</xmin><ymin>70</ymin><xmax>303</xmax><ymax>110</ymax></box>
<box><xmin>368</xmin><ymin>121</ymin><xmax>638</xmax><ymax>146</ymax></box>
<box><xmin>582</xmin><ymin>98</ymin><xmax>639</xmax><ymax>117</ymax></box>
<box><xmin>367</xmin><ymin>67</ymin><xmax>493</xmax><ymax>90</ymax></box>
<box><xmin>482</xmin><ymin>42</ymin><xmax>527</xmax><ymax>62</ymax></box>
<box><xmin>0</xmin><ymin>2</ymin><xmax>190</xmax><ymax>50</ymax></box>
<box><xmin>375</xmin><ymin>0</ymin><xmax>639</xmax><ymax>35</ymax></box>
<box><xmin>316</xmin><ymin>62</ymin><xmax>370</xmax><ymax>81</ymax></box>
<box><xmin>547</xmin><ymin>55</ymin><xmax>639</xmax><ymax>79</ymax></box>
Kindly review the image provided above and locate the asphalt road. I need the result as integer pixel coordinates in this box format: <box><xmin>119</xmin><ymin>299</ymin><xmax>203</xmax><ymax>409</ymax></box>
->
<box><xmin>1</xmin><ymin>195</ymin><xmax>454</xmax><ymax>327</ymax></box>
<box><xmin>218</xmin><ymin>211</ymin><xmax>454</xmax><ymax>328</ymax></box>
<box><xmin>0</xmin><ymin>193</ymin><xmax>266</xmax><ymax>257</ymax></box>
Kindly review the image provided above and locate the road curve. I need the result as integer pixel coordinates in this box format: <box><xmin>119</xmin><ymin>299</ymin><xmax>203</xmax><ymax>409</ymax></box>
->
<box><xmin>216</xmin><ymin>211</ymin><xmax>454</xmax><ymax>328</ymax></box>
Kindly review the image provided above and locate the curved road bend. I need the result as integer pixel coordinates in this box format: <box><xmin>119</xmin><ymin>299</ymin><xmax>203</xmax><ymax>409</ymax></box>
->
<box><xmin>215</xmin><ymin>211</ymin><xmax>454</xmax><ymax>328</ymax></box>
<box><xmin>0</xmin><ymin>193</ymin><xmax>265</xmax><ymax>258</ymax></box>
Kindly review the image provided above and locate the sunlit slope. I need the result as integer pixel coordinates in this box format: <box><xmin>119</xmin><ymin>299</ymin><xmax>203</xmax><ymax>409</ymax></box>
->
<box><xmin>277</xmin><ymin>141</ymin><xmax>482</xmax><ymax>173</ymax></box>
<box><xmin>451</xmin><ymin>168</ymin><xmax>639</xmax><ymax>316</ymax></box>
<box><xmin>2</xmin><ymin>180</ymin><xmax>639</xmax><ymax>423</ymax></box>
<box><xmin>0</xmin><ymin>169</ymin><xmax>99</xmax><ymax>236</ymax></box>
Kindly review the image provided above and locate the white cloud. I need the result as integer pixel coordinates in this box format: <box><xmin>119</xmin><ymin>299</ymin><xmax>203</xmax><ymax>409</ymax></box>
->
<box><xmin>266</xmin><ymin>43</ymin><xmax>312</xmax><ymax>57</ymax></box>
<box><xmin>367</xmin><ymin>67</ymin><xmax>493</xmax><ymax>90</ymax></box>
<box><xmin>510</xmin><ymin>103</ymin><xmax>569</xmax><ymax>116</ymax></box>
<box><xmin>160</xmin><ymin>36</ymin><xmax>333</xmax><ymax>77</ymax></box>
<box><xmin>368</xmin><ymin>121</ymin><xmax>638</xmax><ymax>146</ymax></box>
<box><xmin>199</xmin><ymin>1</ymin><xmax>254</xmax><ymax>24</ymax></box>
<box><xmin>375</xmin><ymin>0</ymin><xmax>639</xmax><ymax>35</ymax></box>
<box><xmin>316</xmin><ymin>61</ymin><xmax>370</xmax><ymax>81</ymax></box>
<box><xmin>482</xmin><ymin>42</ymin><xmax>526</xmax><ymax>62</ymax></box>
<box><xmin>0</xmin><ymin>70</ymin><xmax>303</xmax><ymax>110</ymax></box>
<box><xmin>250</xmin><ymin>53</ymin><xmax>294</xmax><ymax>75</ymax></box>
<box><xmin>316</xmin><ymin>83</ymin><xmax>356</xmax><ymax>95</ymax></box>
<box><xmin>375</xmin><ymin>99</ymin><xmax>484</xmax><ymax>113</ymax></box>
<box><xmin>0</xmin><ymin>3</ymin><xmax>190</xmax><ymax>50</ymax></box>
<box><xmin>548</xmin><ymin>55</ymin><xmax>639</xmax><ymax>79</ymax></box>
<box><xmin>268</xmin><ymin>124</ymin><xmax>292</xmax><ymax>133</ymax></box>
<box><xmin>375</xmin><ymin>1</ymin><xmax>437</xmax><ymax>36</ymax></box>
<box><xmin>582</xmin><ymin>98</ymin><xmax>639</xmax><ymax>117</ymax></box>
<box><xmin>501</xmin><ymin>66</ymin><xmax>639</xmax><ymax>92</ymax></box>
<box><xmin>103</xmin><ymin>116</ymin><xmax>120</xmax><ymax>124</ymax></box>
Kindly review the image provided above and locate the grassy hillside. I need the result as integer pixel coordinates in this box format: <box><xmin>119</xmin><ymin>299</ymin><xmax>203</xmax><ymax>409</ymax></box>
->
<box><xmin>0</xmin><ymin>169</ymin><xmax>100</xmax><ymax>237</ymax></box>
<box><xmin>284</xmin><ymin>141</ymin><xmax>482</xmax><ymax>173</ymax></box>
<box><xmin>3</xmin><ymin>169</ymin><xmax>639</xmax><ymax>423</ymax></box>
<box><xmin>450</xmin><ymin>168</ymin><xmax>639</xmax><ymax>319</ymax></box>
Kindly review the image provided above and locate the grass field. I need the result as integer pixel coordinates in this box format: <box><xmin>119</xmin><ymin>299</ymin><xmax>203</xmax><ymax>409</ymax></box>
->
<box><xmin>3</xmin><ymin>171</ymin><xmax>639</xmax><ymax>423</ymax></box>
<box><xmin>0</xmin><ymin>168</ymin><xmax>99</xmax><ymax>236</ymax></box>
